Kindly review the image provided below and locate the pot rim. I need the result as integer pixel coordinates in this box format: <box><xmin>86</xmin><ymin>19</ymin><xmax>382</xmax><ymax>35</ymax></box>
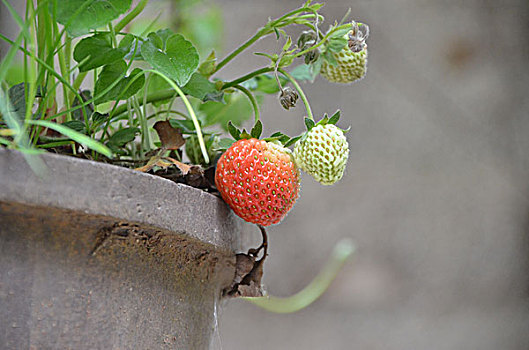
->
<box><xmin>0</xmin><ymin>148</ymin><xmax>242</xmax><ymax>250</ymax></box>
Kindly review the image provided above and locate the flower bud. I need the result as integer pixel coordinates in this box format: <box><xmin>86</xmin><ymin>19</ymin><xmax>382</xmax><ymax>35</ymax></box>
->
<box><xmin>279</xmin><ymin>87</ymin><xmax>299</xmax><ymax>110</ymax></box>
<box><xmin>304</xmin><ymin>47</ymin><xmax>321</xmax><ymax>64</ymax></box>
<box><xmin>297</xmin><ymin>30</ymin><xmax>317</xmax><ymax>50</ymax></box>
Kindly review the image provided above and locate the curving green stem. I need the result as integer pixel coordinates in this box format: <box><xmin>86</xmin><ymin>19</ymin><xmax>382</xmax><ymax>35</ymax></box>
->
<box><xmin>143</xmin><ymin>70</ymin><xmax>209</xmax><ymax>164</ymax></box>
<box><xmin>213</xmin><ymin>6</ymin><xmax>318</xmax><ymax>74</ymax></box>
<box><xmin>244</xmin><ymin>238</ymin><xmax>355</xmax><ymax>313</ymax></box>
<box><xmin>233</xmin><ymin>84</ymin><xmax>259</xmax><ymax>122</ymax></box>
<box><xmin>277</xmin><ymin>68</ymin><xmax>313</xmax><ymax>120</ymax></box>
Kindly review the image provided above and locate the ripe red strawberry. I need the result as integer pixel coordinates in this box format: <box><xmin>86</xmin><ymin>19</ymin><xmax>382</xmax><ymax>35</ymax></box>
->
<box><xmin>215</xmin><ymin>138</ymin><xmax>300</xmax><ymax>226</ymax></box>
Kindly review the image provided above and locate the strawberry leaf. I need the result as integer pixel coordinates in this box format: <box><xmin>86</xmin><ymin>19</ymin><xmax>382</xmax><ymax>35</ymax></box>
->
<box><xmin>61</xmin><ymin>120</ymin><xmax>86</xmax><ymax>134</ymax></box>
<box><xmin>94</xmin><ymin>61</ymin><xmax>144</xmax><ymax>104</ymax></box>
<box><xmin>227</xmin><ymin>121</ymin><xmax>241</xmax><ymax>140</ymax></box>
<box><xmin>328</xmin><ymin>110</ymin><xmax>341</xmax><ymax>125</ymax></box>
<box><xmin>216</xmin><ymin>138</ymin><xmax>235</xmax><ymax>151</ymax></box>
<box><xmin>317</xmin><ymin>113</ymin><xmax>329</xmax><ymax>126</ymax></box>
<box><xmin>53</xmin><ymin>0</ymin><xmax>132</xmax><ymax>37</ymax></box>
<box><xmin>250</xmin><ymin>120</ymin><xmax>263</xmax><ymax>139</ymax></box>
<box><xmin>323</xmin><ymin>49</ymin><xmax>338</xmax><ymax>66</ymax></box>
<box><xmin>198</xmin><ymin>50</ymin><xmax>217</xmax><ymax>77</ymax></box>
<box><xmin>141</xmin><ymin>31</ymin><xmax>199</xmax><ymax>86</ymax></box>
<box><xmin>107</xmin><ymin>127</ymin><xmax>140</xmax><ymax>148</ymax></box>
<box><xmin>327</xmin><ymin>37</ymin><xmax>348</xmax><ymax>53</ymax></box>
<box><xmin>240</xmin><ymin>129</ymin><xmax>252</xmax><ymax>140</ymax></box>
<box><xmin>73</xmin><ymin>33</ymin><xmax>133</xmax><ymax>72</ymax></box>
<box><xmin>284</xmin><ymin>134</ymin><xmax>302</xmax><ymax>147</ymax></box>
<box><xmin>304</xmin><ymin>117</ymin><xmax>315</xmax><ymax>131</ymax></box>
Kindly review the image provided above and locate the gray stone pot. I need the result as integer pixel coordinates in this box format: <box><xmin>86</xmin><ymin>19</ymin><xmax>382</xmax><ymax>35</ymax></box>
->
<box><xmin>0</xmin><ymin>148</ymin><xmax>242</xmax><ymax>349</ymax></box>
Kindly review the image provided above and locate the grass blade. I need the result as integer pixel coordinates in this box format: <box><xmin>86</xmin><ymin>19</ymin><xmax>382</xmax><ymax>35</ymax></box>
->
<box><xmin>26</xmin><ymin>119</ymin><xmax>112</xmax><ymax>157</ymax></box>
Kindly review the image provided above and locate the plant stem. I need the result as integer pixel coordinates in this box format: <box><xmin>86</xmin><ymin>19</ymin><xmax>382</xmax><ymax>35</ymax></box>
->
<box><xmin>277</xmin><ymin>68</ymin><xmax>313</xmax><ymax>120</ymax></box>
<box><xmin>115</xmin><ymin>0</ymin><xmax>149</xmax><ymax>32</ymax></box>
<box><xmin>141</xmin><ymin>75</ymin><xmax>153</xmax><ymax>151</ymax></box>
<box><xmin>244</xmin><ymin>238</ymin><xmax>355</xmax><ymax>313</ymax></box>
<box><xmin>57</xmin><ymin>36</ymin><xmax>71</xmax><ymax>120</ymax></box>
<box><xmin>222</xmin><ymin>67</ymin><xmax>274</xmax><ymax>89</ymax></box>
<box><xmin>113</xmin><ymin>88</ymin><xmax>177</xmax><ymax>116</ymax></box>
<box><xmin>213</xmin><ymin>6</ymin><xmax>316</xmax><ymax>74</ymax></box>
<box><xmin>233</xmin><ymin>84</ymin><xmax>259</xmax><ymax>122</ymax></box>
<box><xmin>214</xmin><ymin>28</ymin><xmax>267</xmax><ymax>74</ymax></box>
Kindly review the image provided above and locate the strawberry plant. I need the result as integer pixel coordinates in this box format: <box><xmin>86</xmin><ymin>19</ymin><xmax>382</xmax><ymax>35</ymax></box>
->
<box><xmin>0</xmin><ymin>0</ymin><xmax>368</xmax><ymax>299</ymax></box>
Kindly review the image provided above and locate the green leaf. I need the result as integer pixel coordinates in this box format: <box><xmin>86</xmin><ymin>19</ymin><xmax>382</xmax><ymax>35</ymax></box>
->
<box><xmin>198</xmin><ymin>93</ymin><xmax>255</xmax><ymax>129</ymax></box>
<box><xmin>227</xmin><ymin>121</ymin><xmax>241</xmax><ymax>140</ymax></box>
<box><xmin>61</xmin><ymin>120</ymin><xmax>86</xmax><ymax>134</ymax></box>
<box><xmin>240</xmin><ymin>129</ymin><xmax>252</xmax><ymax>140</ymax></box>
<box><xmin>290</xmin><ymin>60</ymin><xmax>322</xmax><ymax>84</ymax></box>
<box><xmin>94</xmin><ymin>61</ymin><xmax>145</xmax><ymax>104</ymax></box>
<box><xmin>181</xmin><ymin>73</ymin><xmax>217</xmax><ymax>101</ymax></box>
<box><xmin>264</xmin><ymin>131</ymin><xmax>290</xmax><ymax>144</ymax></box>
<box><xmin>327</xmin><ymin>37</ymin><xmax>348</xmax><ymax>53</ymax></box>
<box><xmin>52</xmin><ymin>0</ymin><xmax>132</xmax><ymax>37</ymax></box>
<box><xmin>107</xmin><ymin>127</ymin><xmax>140</xmax><ymax>147</ymax></box>
<box><xmin>141</xmin><ymin>31</ymin><xmax>199</xmax><ymax>86</ymax></box>
<box><xmin>269</xmin><ymin>131</ymin><xmax>285</xmax><ymax>138</ymax></box>
<box><xmin>91</xmin><ymin>112</ymin><xmax>109</xmax><ymax>126</ymax></box>
<box><xmin>322</xmin><ymin>49</ymin><xmax>338</xmax><ymax>66</ymax></box>
<box><xmin>328</xmin><ymin>110</ymin><xmax>341</xmax><ymax>125</ymax></box>
<box><xmin>198</xmin><ymin>50</ymin><xmax>217</xmax><ymax>76</ymax></box>
<box><xmin>7</xmin><ymin>83</ymin><xmax>26</xmax><ymax>121</ymax></box>
<box><xmin>305</xmin><ymin>117</ymin><xmax>315</xmax><ymax>131</ymax></box>
<box><xmin>73</xmin><ymin>33</ymin><xmax>133</xmax><ymax>72</ymax></box>
<box><xmin>250</xmin><ymin>120</ymin><xmax>263</xmax><ymax>139</ymax></box>
<box><xmin>26</xmin><ymin>119</ymin><xmax>112</xmax><ymax>157</ymax></box>
<box><xmin>242</xmin><ymin>73</ymin><xmax>287</xmax><ymax>94</ymax></box>
<box><xmin>330</xmin><ymin>27</ymin><xmax>351</xmax><ymax>40</ymax></box>
<box><xmin>203</xmin><ymin>90</ymin><xmax>225</xmax><ymax>103</ymax></box>
<box><xmin>310</xmin><ymin>56</ymin><xmax>323</xmax><ymax>81</ymax></box>
<box><xmin>317</xmin><ymin>113</ymin><xmax>329</xmax><ymax>126</ymax></box>
<box><xmin>71</xmin><ymin>90</ymin><xmax>94</xmax><ymax>121</ymax></box>
<box><xmin>216</xmin><ymin>137</ymin><xmax>234</xmax><ymax>150</ymax></box>
<box><xmin>290</xmin><ymin>64</ymin><xmax>314</xmax><ymax>82</ymax></box>
<box><xmin>284</xmin><ymin>135</ymin><xmax>302</xmax><ymax>147</ymax></box>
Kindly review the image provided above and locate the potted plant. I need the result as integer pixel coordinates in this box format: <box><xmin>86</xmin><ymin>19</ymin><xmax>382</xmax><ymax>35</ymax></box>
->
<box><xmin>0</xmin><ymin>0</ymin><xmax>368</xmax><ymax>348</ymax></box>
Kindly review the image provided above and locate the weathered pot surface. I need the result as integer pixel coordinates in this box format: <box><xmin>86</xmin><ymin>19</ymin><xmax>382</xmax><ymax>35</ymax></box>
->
<box><xmin>0</xmin><ymin>148</ymin><xmax>243</xmax><ymax>349</ymax></box>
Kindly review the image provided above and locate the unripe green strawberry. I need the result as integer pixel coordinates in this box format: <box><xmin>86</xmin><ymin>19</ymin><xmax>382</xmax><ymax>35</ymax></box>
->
<box><xmin>321</xmin><ymin>21</ymin><xmax>369</xmax><ymax>84</ymax></box>
<box><xmin>215</xmin><ymin>138</ymin><xmax>300</xmax><ymax>226</ymax></box>
<box><xmin>293</xmin><ymin>124</ymin><xmax>349</xmax><ymax>185</ymax></box>
<box><xmin>320</xmin><ymin>48</ymin><xmax>367</xmax><ymax>84</ymax></box>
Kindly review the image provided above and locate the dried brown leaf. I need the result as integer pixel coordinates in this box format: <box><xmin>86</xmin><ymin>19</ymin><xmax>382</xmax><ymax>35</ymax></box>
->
<box><xmin>153</xmin><ymin>120</ymin><xmax>185</xmax><ymax>150</ymax></box>
<box><xmin>134</xmin><ymin>155</ymin><xmax>192</xmax><ymax>175</ymax></box>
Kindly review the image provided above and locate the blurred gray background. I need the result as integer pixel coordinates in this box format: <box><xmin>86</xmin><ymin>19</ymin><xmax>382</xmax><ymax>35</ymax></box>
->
<box><xmin>2</xmin><ymin>0</ymin><xmax>528</xmax><ymax>349</ymax></box>
<box><xmin>214</xmin><ymin>0</ymin><xmax>529</xmax><ymax>349</ymax></box>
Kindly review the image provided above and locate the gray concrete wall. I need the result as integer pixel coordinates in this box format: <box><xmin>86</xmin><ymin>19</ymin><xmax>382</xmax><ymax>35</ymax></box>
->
<box><xmin>216</xmin><ymin>0</ymin><xmax>529</xmax><ymax>349</ymax></box>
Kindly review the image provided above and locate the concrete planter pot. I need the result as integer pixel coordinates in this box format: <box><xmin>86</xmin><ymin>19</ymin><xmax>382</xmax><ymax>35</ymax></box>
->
<box><xmin>0</xmin><ymin>149</ymin><xmax>242</xmax><ymax>349</ymax></box>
